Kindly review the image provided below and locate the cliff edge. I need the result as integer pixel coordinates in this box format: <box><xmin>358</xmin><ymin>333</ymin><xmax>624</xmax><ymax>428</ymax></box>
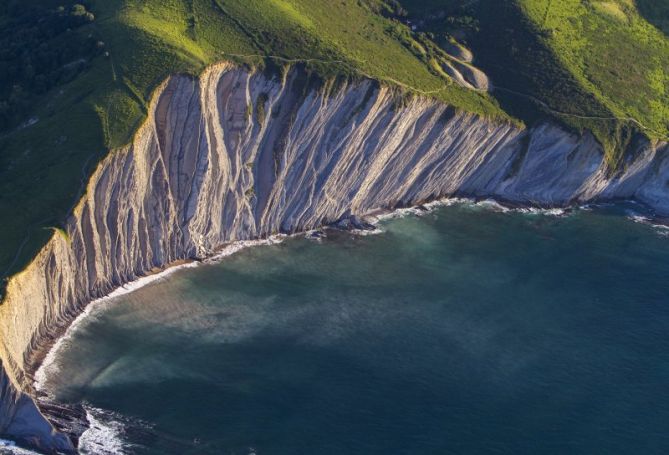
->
<box><xmin>1</xmin><ymin>62</ymin><xmax>668</xmax><ymax>452</ymax></box>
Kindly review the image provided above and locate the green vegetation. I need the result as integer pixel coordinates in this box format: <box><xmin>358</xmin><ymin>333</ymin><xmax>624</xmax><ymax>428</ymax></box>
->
<box><xmin>0</xmin><ymin>0</ymin><xmax>667</xmax><ymax>292</ymax></box>
<box><xmin>401</xmin><ymin>0</ymin><xmax>669</xmax><ymax>167</ymax></box>
<box><xmin>0</xmin><ymin>0</ymin><xmax>503</xmax><ymax>289</ymax></box>
<box><xmin>255</xmin><ymin>93</ymin><xmax>269</xmax><ymax>124</ymax></box>
<box><xmin>0</xmin><ymin>2</ymin><xmax>100</xmax><ymax>130</ymax></box>
<box><xmin>637</xmin><ymin>0</ymin><xmax>669</xmax><ymax>35</ymax></box>
<box><xmin>520</xmin><ymin>0</ymin><xmax>669</xmax><ymax>161</ymax></box>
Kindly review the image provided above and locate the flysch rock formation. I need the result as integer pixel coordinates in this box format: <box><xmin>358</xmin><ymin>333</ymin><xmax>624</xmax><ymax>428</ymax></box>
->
<box><xmin>0</xmin><ymin>61</ymin><xmax>668</xmax><ymax>452</ymax></box>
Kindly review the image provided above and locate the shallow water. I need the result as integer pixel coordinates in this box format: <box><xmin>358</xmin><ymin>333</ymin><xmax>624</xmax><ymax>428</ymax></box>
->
<box><xmin>38</xmin><ymin>202</ymin><xmax>669</xmax><ymax>454</ymax></box>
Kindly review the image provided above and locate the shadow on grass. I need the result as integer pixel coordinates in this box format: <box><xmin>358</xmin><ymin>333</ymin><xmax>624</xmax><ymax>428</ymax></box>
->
<box><xmin>636</xmin><ymin>0</ymin><xmax>669</xmax><ymax>37</ymax></box>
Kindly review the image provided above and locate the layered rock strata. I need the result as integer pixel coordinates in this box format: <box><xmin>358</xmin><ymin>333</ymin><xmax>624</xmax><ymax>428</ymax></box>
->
<box><xmin>1</xmin><ymin>62</ymin><xmax>667</xmax><ymax>451</ymax></box>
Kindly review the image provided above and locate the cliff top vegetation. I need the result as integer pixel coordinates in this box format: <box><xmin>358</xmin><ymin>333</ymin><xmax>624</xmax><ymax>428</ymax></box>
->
<box><xmin>0</xmin><ymin>0</ymin><xmax>667</xmax><ymax>290</ymax></box>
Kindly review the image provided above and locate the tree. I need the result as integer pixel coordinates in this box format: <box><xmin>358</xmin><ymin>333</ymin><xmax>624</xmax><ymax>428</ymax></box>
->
<box><xmin>71</xmin><ymin>4</ymin><xmax>94</xmax><ymax>22</ymax></box>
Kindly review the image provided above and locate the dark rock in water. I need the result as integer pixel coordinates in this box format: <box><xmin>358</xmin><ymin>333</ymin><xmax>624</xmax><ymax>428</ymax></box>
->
<box><xmin>36</xmin><ymin>401</ymin><xmax>87</xmax><ymax>448</ymax></box>
<box><xmin>306</xmin><ymin>230</ymin><xmax>327</xmax><ymax>240</ymax></box>
<box><xmin>351</xmin><ymin>216</ymin><xmax>377</xmax><ymax>231</ymax></box>
<box><xmin>333</xmin><ymin>217</ymin><xmax>353</xmax><ymax>230</ymax></box>
<box><xmin>332</xmin><ymin>216</ymin><xmax>376</xmax><ymax>231</ymax></box>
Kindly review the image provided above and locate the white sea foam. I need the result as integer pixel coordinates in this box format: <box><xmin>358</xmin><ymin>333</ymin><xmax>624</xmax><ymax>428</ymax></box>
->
<box><xmin>424</xmin><ymin>197</ymin><xmax>472</xmax><ymax>209</ymax></box>
<box><xmin>472</xmin><ymin>199</ymin><xmax>570</xmax><ymax>217</ymax></box>
<box><xmin>370</xmin><ymin>198</ymin><xmax>472</xmax><ymax>223</ymax></box>
<box><xmin>206</xmin><ymin>235</ymin><xmax>287</xmax><ymax>262</ymax></box>
<box><xmin>30</xmin><ymin>196</ymin><xmax>588</xmax><ymax>395</ymax></box>
<box><xmin>0</xmin><ymin>439</ymin><xmax>42</xmax><ymax>455</ymax></box>
<box><xmin>29</xmin><ymin>196</ymin><xmax>666</xmax><ymax>454</ymax></box>
<box><xmin>515</xmin><ymin>206</ymin><xmax>567</xmax><ymax>216</ymax></box>
<box><xmin>78</xmin><ymin>408</ymin><xmax>126</xmax><ymax>455</ymax></box>
<box><xmin>629</xmin><ymin>213</ymin><xmax>651</xmax><ymax>224</ymax></box>
<box><xmin>33</xmin><ymin>196</ymin><xmax>648</xmax><ymax>453</ymax></box>
<box><xmin>376</xmin><ymin>206</ymin><xmax>428</xmax><ymax>220</ymax></box>
<box><xmin>78</xmin><ymin>406</ymin><xmax>137</xmax><ymax>455</ymax></box>
<box><xmin>34</xmin><ymin>261</ymin><xmax>200</xmax><ymax>395</ymax></box>
<box><xmin>473</xmin><ymin>198</ymin><xmax>511</xmax><ymax>212</ymax></box>
<box><xmin>349</xmin><ymin>227</ymin><xmax>385</xmax><ymax>236</ymax></box>
<box><xmin>35</xmin><ymin>233</ymin><xmax>297</xmax><ymax>398</ymax></box>
<box><xmin>627</xmin><ymin>211</ymin><xmax>669</xmax><ymax>235</ymax></box>
<box><xmin>371</xmin><ymin>197</ymin><xmax>569</xmax><ymax>221</ymax></box>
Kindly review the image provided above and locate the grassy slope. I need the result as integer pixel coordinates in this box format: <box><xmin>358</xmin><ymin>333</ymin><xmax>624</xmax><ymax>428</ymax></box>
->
<box><xmin>1</xmin><ymin>0</ymin><xmax>667</xmax><ymax>290</ymax></box>
<box><xmin>95</xmin><ymin>0</ymin><xmax>507</xmax><ymax>146</ymax></box>
<box><xmin>636</xmin><ymin>0</ymin><xmax>669</xmax><ymax>35</ymax></box>
<box><xmin>520</xmin><ymin>0</ymin><xmax>669</xmax><ymax>148</ymax></box>
<box><xmin>403</xmin><ymin>0</ymin><xmax>669</xmax><ymax>166</ymax></box>
<box><xmin>0</xmin><ymin>0</ymin><xmax>504</xmax><ymax>288</ymax></box>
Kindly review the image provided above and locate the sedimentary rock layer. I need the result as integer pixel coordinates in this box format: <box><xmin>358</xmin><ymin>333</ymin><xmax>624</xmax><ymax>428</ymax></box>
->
<box><xmin>0</xmin><ymin>62</ymin><xmax>667</xmax><ymax>451</ymax></box>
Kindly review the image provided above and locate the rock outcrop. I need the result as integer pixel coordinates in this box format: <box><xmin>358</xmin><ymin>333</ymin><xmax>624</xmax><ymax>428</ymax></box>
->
<box><xmin>0</xmin><ymin>62</ymin><xmax>667</xmax><ymax>452</ymax></box>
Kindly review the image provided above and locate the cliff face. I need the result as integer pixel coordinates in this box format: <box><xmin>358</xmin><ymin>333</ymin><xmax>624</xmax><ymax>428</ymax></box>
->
<box><xmin>0</xmin><ymin>62</ymin><xmax>668</xmax><ymax>451</ymax></box>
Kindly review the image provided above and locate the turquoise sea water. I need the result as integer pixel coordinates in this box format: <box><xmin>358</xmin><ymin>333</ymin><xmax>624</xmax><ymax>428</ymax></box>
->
<box><xmin>38</xmin><ymin>202</ymin><xmax>669</xmax><ymax>454</ymax></box>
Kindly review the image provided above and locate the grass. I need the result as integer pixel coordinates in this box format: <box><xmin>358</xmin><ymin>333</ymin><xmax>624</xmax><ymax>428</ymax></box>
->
<box><xmin>519</xmin><ymin>0</ymin><xmax>669</xmax><ymax>163</ymax></box>
<box><xmin>636</xmin><ymin>0</ymin><xmax>669</xmax><ymax>35</ymax></box>
<box><xmin>402</xmin><ymin>0</ymin><xmax>669</xmax><ymax>167</ymax></box>
<box><xmin>0</xmin><ymin>0</ymin><xmax>505</xmax><ymax>290</ymax></box>
<box><xmin>1</xmin><ymin>0</ymin><xmax>667</xmax><ymax>292</ymax></box>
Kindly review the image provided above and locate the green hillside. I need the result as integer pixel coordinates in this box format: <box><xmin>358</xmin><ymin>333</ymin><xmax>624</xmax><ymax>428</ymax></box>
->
<box><xmin>402</xmin><ymin>0</ymin><xmax>669</xmax><ymax>166</ymax></box>
<box><xmin>0</xmin><ymin>0</ymin><xmax>668</xmax><ymax>292</ymax></box>
<box><xmin>637</xmin><ymin>0</ymin><xmax>669</xmax><ymax>34</ymax></box>
<box><xmin>520</xmin><ymin>0</ymin><xmax>669</xmax><ymax>159</ymax></box>
<box><xmin>0</xmin><ymin>0</ymin><xmax>504</xmax><ymax>291</ymax></box>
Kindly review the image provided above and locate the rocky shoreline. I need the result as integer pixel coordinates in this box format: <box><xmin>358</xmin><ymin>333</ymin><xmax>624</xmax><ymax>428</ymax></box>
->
<box><xmin>1</xmin><ymin>61</ymin><xmax>668</xmax><ymax>452</ymax></box>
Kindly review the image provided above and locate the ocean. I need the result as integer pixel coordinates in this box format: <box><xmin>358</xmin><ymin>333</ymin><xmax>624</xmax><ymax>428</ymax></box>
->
<box><xmin>34</xmin><ymin>200</ymin><xmax>669</xmax><ymax>454</ymax></box>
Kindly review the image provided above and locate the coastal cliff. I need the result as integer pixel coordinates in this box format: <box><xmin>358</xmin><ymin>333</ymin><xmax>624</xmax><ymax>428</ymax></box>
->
<box><xmin>0</xmin><ymin>62</ymin><xmax>668</xmax><ymax>452</ymax></box>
